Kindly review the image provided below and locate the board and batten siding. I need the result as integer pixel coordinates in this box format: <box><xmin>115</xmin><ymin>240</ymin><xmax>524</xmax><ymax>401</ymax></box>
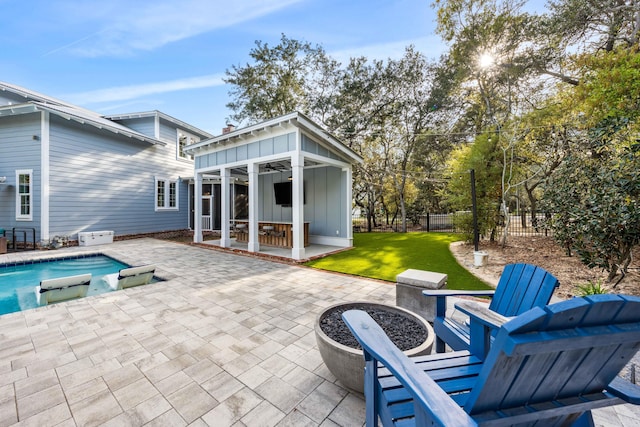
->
<box><xmin>301</xmin><ymin>133</ymin><xmax>347</xmax><ymax>163</ymax></box>
<box><xmin>194</xmin><ymin>129</ymin><xmax>351</xmax><ymax>239</ymax></box>
<box><xmin>196</xmin><ymin>132</ymin><xmax>296</xmax><ymax>169</ymax></box>
<box><xmin>0</xmin><ymin>113</ymin><xmax>42</xmax><ymax>238</ymax></box>
<box><xmin>257</xmin><ymin>166</ymin><xmax>346</xmax><ymax>238</ymax></box>
<box><xmin>47</xmin><ymin>116</ymin><xmax>193</xmax><ymax>239</ymax></box>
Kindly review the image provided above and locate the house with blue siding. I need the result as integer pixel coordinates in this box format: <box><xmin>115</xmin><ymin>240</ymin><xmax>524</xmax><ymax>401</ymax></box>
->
<box><xmin>184</xmin><ymin>112</ymin><xmax>362</xmax><ymax>260</ymax></box>
<box><xmin>0</xmin><ymin>81</ymin><xmax>212</xmax><ymax>247</ymax></box>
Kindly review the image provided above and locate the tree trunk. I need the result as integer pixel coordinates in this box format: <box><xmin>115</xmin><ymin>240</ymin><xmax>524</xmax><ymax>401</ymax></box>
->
<box><xmin>366</xmin><ymin>192</ymin><xmax>374</xmax><ymax>232</ymax></box>
<box><xmin>525</xmin><ymin>184</ymin><xmax>539</xmax><ymax>231</ymax></box>
<box><xmin>400</xmin><ymin>193</ymin><xmax>407</xmax><ymax>233</ymax></box>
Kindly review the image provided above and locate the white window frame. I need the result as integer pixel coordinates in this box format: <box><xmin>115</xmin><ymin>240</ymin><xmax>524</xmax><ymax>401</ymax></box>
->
<box><xmin>177</xmin><ymin>130</ymin><xmax>199</xmax><ymax>161</ymax></box>
<box><xmin>155</xmin><ymin>177</ymin><xmax>179</xmax><ymax>211</ymax></box>
<box><xmin>16</xmin><ymin>169</ymin><xmax>33</xmax><ymax>221</ymax></box>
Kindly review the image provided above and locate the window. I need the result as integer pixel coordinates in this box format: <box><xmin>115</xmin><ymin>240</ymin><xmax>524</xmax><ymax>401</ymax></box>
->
<box><xmin>16</xmin><ymin>169</ymin><xmax>33</xmax><ymax>220</ymax></box>
<box><xmin>155</xmin><ymin>178</ymin><xmax>179</xmax><ymax>211</ymax></box>
<box><xmin>177</xmin><ymin>130</ymin><xmax>199</xmax><ymax>160</ymax></box>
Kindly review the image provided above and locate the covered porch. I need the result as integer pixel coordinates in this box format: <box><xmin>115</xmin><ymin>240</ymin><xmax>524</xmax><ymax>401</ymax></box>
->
<box><xmin>184</xmin><ymin>112</ymin><xmax>362</xmax><ymax>261</ymax></box>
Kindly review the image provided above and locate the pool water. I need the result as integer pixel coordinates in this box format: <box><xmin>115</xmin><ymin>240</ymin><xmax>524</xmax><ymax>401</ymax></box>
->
<box><xmin>0</xmin><ymin>255</ymin><xmax>130</xmax><ymax>315</ymax></box>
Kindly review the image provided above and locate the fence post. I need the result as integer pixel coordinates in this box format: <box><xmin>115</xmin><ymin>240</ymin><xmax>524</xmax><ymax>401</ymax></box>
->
<box><xmin>470</xmin><ymin>169</ymin><xmax>479</xmax><ymax>252</ymax></box>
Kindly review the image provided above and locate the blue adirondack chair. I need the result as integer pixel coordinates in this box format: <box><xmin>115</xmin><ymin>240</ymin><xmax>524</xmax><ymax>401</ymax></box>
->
<box><xmin>343</xmin><ymin>294</ymin><xmax>640</xmax><ymax>427</ymax></box>
<box><xmin>424</xmin><ymin>263</ymin><xmax>559</xmax><ymax>354</ymax></box>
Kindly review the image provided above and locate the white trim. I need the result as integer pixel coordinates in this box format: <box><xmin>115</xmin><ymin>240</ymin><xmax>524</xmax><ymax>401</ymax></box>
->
<box><xmin>309</xmin><ymin>235</ymin><xmax>353</xmax><ymax>247</ymax></box>
<box><xmin>193</xmin><ymin>173</ymin><xmax>202</xmax><ymax>243</ymax></box>
<box><xmin>104</xmin><ymin>110</ymin><xmax>213</xmax><ymax>139</ymax></box>
<box><xmin>220</xmin><ymin>168</ymin><xmax>231</xmax><ymax>248</ymax></box>
<box><xmin>345</xmin><ymin>167</ymin><xmax>353</xmax><ymax>242</ymax></box>
<box><xmin>183</xmin><ymin>112</ymin><xmax>362</xmax><ymax>164</ymax></box>
<box><xmin>247</xmin><ymin>162</ymin><xmax>260</xmax><ymax>252</ymax></box>
<box><xmin>291</xmin><ymin>133</ymin><xmax>305</xmax><ymax>260</ymax></box>
<box><xmin>15</xmin><ymin>169</ymin><xmax>33</xmax><ymax>221</ymax></box>
<box><xmin>0</xmin><ymin>102</ymin><xmax>166</xmax><ymax>146</ymax></box>
<box><xmin>40</xmin><ymin>112</ymin><xmax>50</xmax><ymax>240</ymax></box>
<box><xmin>154</xmin><ymin>177</ymin><xmax>179</xmax><ymax>211</ymax></box>
<box><xmin>154</xmin><ymin>115</ymin><xmax>160</xmax><ymax>139</ymax></box>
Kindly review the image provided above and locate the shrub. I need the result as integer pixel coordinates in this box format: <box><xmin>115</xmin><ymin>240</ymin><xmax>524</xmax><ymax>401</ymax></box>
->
<box><xmin>574</xmin><ymin>280</ymin><xmax>609</xmax><ymax>296</ymax></box>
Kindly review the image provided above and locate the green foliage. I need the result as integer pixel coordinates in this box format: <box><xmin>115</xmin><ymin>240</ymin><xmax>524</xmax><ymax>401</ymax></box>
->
<box><xmin>443</xmin><ymin>133</ymin><xmax>503</xmax><ymax>239</ymax></box>
<box><xmin>541</xmin><ymin>47</ymin><xmax>640</xmax><ymax>284</ymax></box>
<box><xmin>224</xmin><ymin>34</ymin><xmax>335</xmax><ymax>125</ymax></box>
<box><xmin>573</xmin><ymin>47</ymin><xmax>640</xmax><ymax>130</ymax></box>
<box><xmin>574</xmin><ymin>280</ymin><xmax>609</xmax><ymax>296</ymax></box>
<box><xmin>451</xmin><ymin>211</ymin><xmax>475</xmax><ymax>242</ymax></box>
<box><xmin>226</xmin><ymin>38</ymin><xmax>452</xmax><ymax>232</ymax></box>
<box><xmin>305</xmin><ymin>233</ymin><xmax>492</xmax><ymax>290</ymax></box>
<box><xmin>543</xmin><ymin>124</ymin><xmax>640</xmax><ymax>283</ymax></box>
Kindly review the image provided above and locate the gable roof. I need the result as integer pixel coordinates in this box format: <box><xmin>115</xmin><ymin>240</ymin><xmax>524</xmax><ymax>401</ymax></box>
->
<box><xmin>185</xmin><ymin>111</ymin><xmax>363</xmax><ymax>164</ymax></box>
<box><xmin>0</xmin><ymin>81</ymin><xmax>96</xmax><ymax>115</ymax></box>
<box><xmin>0</xmin><ymin>101</ymin><xmax>166</xmax><ymax>146</ymax></box>
<box><xmin>105</xmin><ymin>111</ymin><xmax>213</xmax><ymax>139</ymax></box>
<box><xmin>0</xmin><ymin>81</ymin><xmax>211</xmax><ymax>146</ymax></box>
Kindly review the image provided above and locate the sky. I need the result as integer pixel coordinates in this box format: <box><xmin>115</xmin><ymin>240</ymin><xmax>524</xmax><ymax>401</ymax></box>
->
<box><xmin>1</xmin><ymin>0</ymin><xmax>546</xmax><ymax>136</ymax></box>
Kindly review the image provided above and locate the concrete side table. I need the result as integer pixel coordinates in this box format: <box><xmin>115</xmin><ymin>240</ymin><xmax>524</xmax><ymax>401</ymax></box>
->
<box><xmin>396</xmin><ymin>269</ymin><xmax>447</xmax><ymax>322</ymax></box>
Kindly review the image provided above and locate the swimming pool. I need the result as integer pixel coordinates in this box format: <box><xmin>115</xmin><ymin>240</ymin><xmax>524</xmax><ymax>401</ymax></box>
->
<box><xmin>0</xmin><ymin>254</ymin><xmax>132</xmax><ymax>315</ymax></box>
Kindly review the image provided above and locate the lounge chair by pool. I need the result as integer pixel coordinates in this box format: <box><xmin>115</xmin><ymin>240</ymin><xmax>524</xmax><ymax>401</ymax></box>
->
<box><xmin>117</xmin><ymin>265</ymin><xmax>155</xmax><ymax>289</ymax></box>
<box><xmin>38</xmin><ymin>273</ymin><xmax>92</xmax><ymax>305</ymax></box>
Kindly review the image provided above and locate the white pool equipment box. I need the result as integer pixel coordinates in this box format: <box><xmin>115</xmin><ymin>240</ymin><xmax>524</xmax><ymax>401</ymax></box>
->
<box><xmin>78</xmin><ymin>231</ymin><xmax>114</xmax><ymax>246</ymax></box>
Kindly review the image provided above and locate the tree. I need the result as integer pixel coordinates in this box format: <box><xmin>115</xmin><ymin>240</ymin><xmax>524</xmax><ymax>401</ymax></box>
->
<box><xmin>225</xmin><ymin>36</ymin><xmax>454</xmax><ymax>232</ymax></box>
<box><xmin>542</xmin><ymin>48</ymin><xmax>640</xmax><ymax>284</ymax></box>
<box><xmin>544</xmin><ymin>121</ymin><xmax>640</xmax><ymax>284</ymax></box>
<box><xmin>375</xmin><ymin>48</ymin><xmax>448</xmax><ymax>232</ymax></box>
<box><xmin>433</xmin><ymin>0</ymin><xmax>563</xmax><ymax>245</ymax></box>
<box><xmin>443</xmin><ymin>133</ymin><xmax>503</xmax><ymax>241</ymax></box>
<box><xmin>224</xmin><ymin>34</ymin><xmax>336</xmax><ymax>125</ymax></box>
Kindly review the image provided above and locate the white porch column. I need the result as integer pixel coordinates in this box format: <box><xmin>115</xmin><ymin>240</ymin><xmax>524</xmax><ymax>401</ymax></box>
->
<box><xmin>193</xmin><ymin>172</ymin><xmax>203</xmax><ymax>243</ymax></box>
<box><xmin>291</xmin><ymin>152</ymin><xmax>305</xmax><ymax>260</ymax></box>
<box><xmin>344</xmin><ymin>166</ymin><xmax>354</xmax><ymax>246</ymax></box>
<box><xmin>220</xmin><ymin>168</ymin><xmax>231</xmax><ymax>248</ymax></box>
<box><xmin>247</xmin><ymin>162</ymin><xmax>260</xmax><ymax>252</ymax></box>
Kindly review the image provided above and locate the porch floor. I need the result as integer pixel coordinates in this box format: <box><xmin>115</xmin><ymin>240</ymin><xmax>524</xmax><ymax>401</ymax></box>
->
<box><xmin>199</xmin><ymin>238</ymin><xmax>349</xmax><ymax>262</ymax></box>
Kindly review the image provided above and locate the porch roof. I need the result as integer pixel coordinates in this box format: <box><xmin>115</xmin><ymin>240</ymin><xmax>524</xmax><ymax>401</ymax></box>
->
<box><xmin>183</xmin><ymin>111</ymin><xmax>363</xmax><ymax>164</ymax></box>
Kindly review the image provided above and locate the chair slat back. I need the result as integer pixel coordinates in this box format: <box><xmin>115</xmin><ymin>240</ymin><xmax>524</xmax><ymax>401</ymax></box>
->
<box><xmin>465</xmin><ymin>294</ymin><xmax>640</xmax><ymax>415</ymax></box>
<box><xmin>489</xmin><ymin>263</ymin><xmax>559</xmax><ymax>316</ymax></box>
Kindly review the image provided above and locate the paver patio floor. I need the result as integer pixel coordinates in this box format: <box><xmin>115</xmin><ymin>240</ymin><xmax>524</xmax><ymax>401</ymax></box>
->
<box><xmin>0</xmin><ymin>238</ymin><xmax>638</xmax><ymax>426</ymax></box>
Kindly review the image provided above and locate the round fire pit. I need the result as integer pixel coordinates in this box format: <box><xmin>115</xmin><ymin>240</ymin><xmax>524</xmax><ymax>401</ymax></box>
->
<box><xmin>315</xmin><ymin>301</ymin><xmax>434</xmax><ymax>393</ymax></box>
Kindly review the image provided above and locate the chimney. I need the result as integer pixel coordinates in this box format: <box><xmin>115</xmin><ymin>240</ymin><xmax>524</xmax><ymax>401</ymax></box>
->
<box><xmin>222</xmin><ymin>123</ymin><xmax>236</xmax><ymax>134</ymax></box>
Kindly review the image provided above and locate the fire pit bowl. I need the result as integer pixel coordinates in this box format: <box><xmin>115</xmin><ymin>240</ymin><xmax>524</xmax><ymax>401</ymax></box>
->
<box><xmin>314</xmin><ymin>301</ymin><xmax>434</xmax><ymax>393</ymax></box>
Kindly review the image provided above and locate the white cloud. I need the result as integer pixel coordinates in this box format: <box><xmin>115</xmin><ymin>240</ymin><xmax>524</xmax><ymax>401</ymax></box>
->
<box><xmin>330</xmin><ymin>36</ymin><xmax>448</xmax><ymax>64</ymax></box>
<box><xmin>66</xmin><ymin>74</ymin><xmax>226</xmax><ymax>104</ymax></box>
<box><xmin>51</xmin><ymin>0</ymin><xmax>302</xmax><ymax>57</ymax></box>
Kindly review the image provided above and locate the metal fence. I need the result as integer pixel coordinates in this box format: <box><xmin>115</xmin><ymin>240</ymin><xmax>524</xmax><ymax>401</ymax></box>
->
<box><xmin>352</xmin><ymin>212</ymin><xmax>553</xmax><ymax>237</ymax></box>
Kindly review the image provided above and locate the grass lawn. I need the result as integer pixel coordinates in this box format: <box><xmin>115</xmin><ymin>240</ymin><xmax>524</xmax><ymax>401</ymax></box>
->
<box><xmin>305</xmin><ymin>232</ymin><xmax>492</xmax><ymax>290</ymax></box>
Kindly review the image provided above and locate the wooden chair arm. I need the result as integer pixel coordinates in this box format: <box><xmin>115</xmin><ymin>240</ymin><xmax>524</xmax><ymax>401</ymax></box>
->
<box><xmin>455</xmin><ymin>300</ymin><xmax>511</xmax><ymax>329</ymax></box>
<box><xmin>455</xmin><ymin>301</ymin><xmax>511</xmax><ymax>358</ymax></box>
<box><xmin>422</xmin><ymin>289</ymin><xmax>495</xmax><ymax>298</ymax></box>
<box><xmin>342</xmin><ymin>310</ymin><xmax>476</xmax><ymax>427</ymax></box>
<box><xmin>607</xmin><ymin>376</ymin><xmax>640</xmax><ymax>405</ymax></box>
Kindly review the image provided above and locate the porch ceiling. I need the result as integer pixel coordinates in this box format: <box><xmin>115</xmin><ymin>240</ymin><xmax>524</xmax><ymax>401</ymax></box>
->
<box><xmin>200</xmin><ymin>158</ymin><xmax>323</xmax><ymax>179</ymax></box>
